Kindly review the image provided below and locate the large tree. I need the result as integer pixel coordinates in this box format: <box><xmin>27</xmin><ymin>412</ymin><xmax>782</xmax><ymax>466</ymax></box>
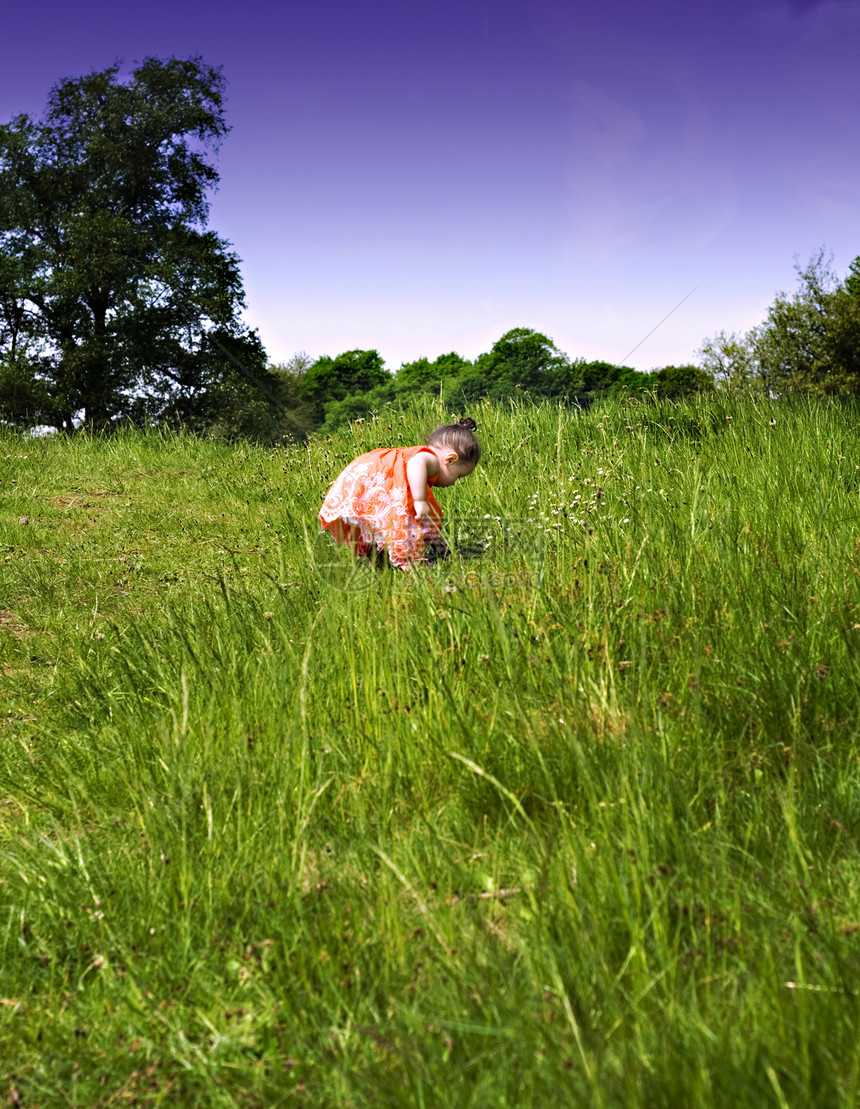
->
<box><xmin>0</xmin><ymin>56</ymin><xmax>274</xmax><ymax>431</ymax></box>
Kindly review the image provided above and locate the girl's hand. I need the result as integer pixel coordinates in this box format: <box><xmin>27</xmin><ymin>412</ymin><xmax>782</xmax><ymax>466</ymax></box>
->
<box><xmin>413</xmin><ymin>499</ymin><xmax>430</xmax><ymax>519</ymax></box>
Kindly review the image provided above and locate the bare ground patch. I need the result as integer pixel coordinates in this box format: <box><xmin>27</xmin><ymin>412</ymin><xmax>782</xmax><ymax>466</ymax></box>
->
<box><xmin>0</xmin><ymin>610</ymin><xmax>27</xmax><ymax>637</ymax></box>
<box><xmin>53</xmin><ymin>489</ymin><xmax>121</xmax><ymax>507</ymax></box>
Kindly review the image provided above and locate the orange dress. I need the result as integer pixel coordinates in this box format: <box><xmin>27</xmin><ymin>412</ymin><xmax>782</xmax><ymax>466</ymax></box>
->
<box><xmin>319</xmin><ymin>446</ymin><xmax>442</xmax><ymax>568</ymax></box>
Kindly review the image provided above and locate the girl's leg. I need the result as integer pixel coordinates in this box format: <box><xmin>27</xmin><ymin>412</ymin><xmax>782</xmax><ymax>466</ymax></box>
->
<box><xmin>371</xmin><ymin>546</ymin><xmax>390</xmax><ymax>569</ymax></box>
<box><xmin>425</xmin><ymin>536</ymin><xmax>449</xmax><ymax>563</ymax></box>
<box><xmin>328</xmin><ymin>518</ymin><xmax>372</xmax><ymax>558</ymax></box>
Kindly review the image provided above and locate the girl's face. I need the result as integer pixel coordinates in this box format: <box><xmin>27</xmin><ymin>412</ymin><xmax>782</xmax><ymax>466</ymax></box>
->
<box><xmin>435</xmin><ymin>454</ymin><xmax>476</xmax><ymax>487</ymax></box>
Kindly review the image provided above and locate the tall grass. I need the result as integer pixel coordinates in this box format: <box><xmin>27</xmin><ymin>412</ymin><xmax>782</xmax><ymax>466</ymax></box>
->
<box><xmin>1</xmin><ymin>394</ymin><xmax>860</xmax><ymax>1106</ymax></box>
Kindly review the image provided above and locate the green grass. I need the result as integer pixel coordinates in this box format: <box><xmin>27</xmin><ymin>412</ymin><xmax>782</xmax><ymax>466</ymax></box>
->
<box><xmin>2</xmin><ymin>393</ymin><xmax>860</xmax><ymax>1106</ymax></box>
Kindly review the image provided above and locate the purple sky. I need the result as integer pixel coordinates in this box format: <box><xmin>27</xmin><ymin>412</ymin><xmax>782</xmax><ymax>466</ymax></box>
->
<box><xmin>3</xmin><ymin>0</ymin><xmax>859</xmax><ymax>372</ymax></box>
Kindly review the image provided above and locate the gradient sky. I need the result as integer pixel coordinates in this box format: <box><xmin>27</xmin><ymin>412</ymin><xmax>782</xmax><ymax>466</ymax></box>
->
<box><xmin>3</xmin><ymin>0</ymin><xmax>859</xmax><ymax>372</ymax></box>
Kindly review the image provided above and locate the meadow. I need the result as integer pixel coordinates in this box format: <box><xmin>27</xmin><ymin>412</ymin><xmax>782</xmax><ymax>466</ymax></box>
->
<box><xmin>1</xmin><ymin>392</ymin><xmax>860</xmax><ymax>1107</ymax></box>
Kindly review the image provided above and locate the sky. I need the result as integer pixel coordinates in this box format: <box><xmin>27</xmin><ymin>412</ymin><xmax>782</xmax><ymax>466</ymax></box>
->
<box><xmin>2</xmin><ymin>0</ymin><xmax>859</xmax><ymax>373</ymax></box>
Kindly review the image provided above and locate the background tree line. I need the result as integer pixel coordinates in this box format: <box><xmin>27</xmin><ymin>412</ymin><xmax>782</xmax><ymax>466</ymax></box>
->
<box><xmin>1</xmin><ymin>57</ymin><xmax>856</xmax><ymax>444</ymax></box>
<box><xmin>286</xmin><ymin>251</ymin><xmax>860</xmax><ymax>438</ymax></box>
<box><xmin>272</xmin><ymin>329</ymin><xmax>713</xmax><ymax>441</ymax></box>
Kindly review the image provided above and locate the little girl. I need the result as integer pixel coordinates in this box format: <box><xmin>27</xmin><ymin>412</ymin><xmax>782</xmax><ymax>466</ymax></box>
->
<box><xmin>319</xmin><ymin>418</ymin><xmax>481</xmax><ymax>569</ymax></box>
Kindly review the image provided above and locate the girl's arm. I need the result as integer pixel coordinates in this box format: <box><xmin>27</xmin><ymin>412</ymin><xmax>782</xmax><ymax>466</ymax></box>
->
<box><xmin>406</xmin><ymin>451</ymin><xmax>439</xmax><ymax>518</ymax></box>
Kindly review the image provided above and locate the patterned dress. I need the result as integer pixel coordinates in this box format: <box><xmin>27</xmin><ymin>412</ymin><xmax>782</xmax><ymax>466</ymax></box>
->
<box><xmin>319</xmin><ymin>446</ymin><xmax>442</xmax><ymax>568</ymax></box>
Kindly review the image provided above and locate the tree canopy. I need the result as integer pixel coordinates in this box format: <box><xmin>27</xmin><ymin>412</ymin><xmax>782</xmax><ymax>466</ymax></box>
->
<box><xmin>290</xmin><ymin>329</ymin><xmax>660</xmax><ymax>432</ymax></box>
<box><xmin>0</xmin><ymin>56</ymin><xmax>276</xmax><ymax>432</ymax></box>
<box><xmin>699</xmin><ymin>251</ymin><xmax>860</xmax><ymax>396</ymax></box>
<box><xmin>473</xmin><ymin>327</ymin><xmax>570</xmax><ymax>397</ymax></box>
<box><xmin>299</xmin><ymin>349</ymin><xmax>390</xmax><ymax>422</ymax></box>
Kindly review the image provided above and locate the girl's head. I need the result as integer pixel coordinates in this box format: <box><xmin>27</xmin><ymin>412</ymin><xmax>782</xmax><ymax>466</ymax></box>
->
<box><xmin>426</xmin><ymin>417</ymin><xmax>481</xmax><ymax>487</ymax></box>
<box><xmin>427</xmin><ymin>417</ymin><xmax>481</xmax><ymax>464</ymax></box>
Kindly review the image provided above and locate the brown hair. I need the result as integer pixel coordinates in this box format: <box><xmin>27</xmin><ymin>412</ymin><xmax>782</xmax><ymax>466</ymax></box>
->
<box><xmin>426</xmin><ymin>417</ymin><xmax>481</xmax><ymax>464</ymax></box>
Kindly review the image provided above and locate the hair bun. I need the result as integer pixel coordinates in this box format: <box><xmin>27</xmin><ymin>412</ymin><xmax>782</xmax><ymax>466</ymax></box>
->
<box><xmin>457</xmin><ymin>417</ymin><xmax>478</xmax><ymax>431</ymax></box>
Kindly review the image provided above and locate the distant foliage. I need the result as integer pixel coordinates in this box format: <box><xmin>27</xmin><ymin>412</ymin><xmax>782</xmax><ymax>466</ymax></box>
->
<box><xmin>651</xmin><ymin>364</ymin><xmax>715</xmax><ymax>398</ymax></box>
<box><xmin>577</xmin><ymin>361</ymin><xmax>652</xmax><ymax>400</ymax></box>
<box><xmin>265</xmin><ymin>353</ymin><xmax>320</xmax><ymax>441</ymax></box>
<box><xmin>473</xmin><ymin>327</ymin><xmax>569</xmax><ymax>397</ymax></box>
<box><xmin>299</xmin><ymin>349</ymin><xmax>391</xmax><ymax>425</ymax></box>
<box><xmin>281</xmin><ymin>328</ymin><xmax>670</xmax><ymax>434</ymax></box>
<box><xmin>699</xmin><ymin>250</ymin><xmax>860</xmax><ymax>396</ymax></box>
<box><xmin>395</xmin><ymin>352</ymin><xmax>472</xmax><ymax>399</ymax></box>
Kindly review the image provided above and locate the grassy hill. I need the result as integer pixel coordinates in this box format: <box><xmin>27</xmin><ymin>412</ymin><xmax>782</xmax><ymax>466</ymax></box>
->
<box><xmin>2</xmin><ymin>393</ymin><xmax>860</xmax><ymax>1106</ymax></box>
